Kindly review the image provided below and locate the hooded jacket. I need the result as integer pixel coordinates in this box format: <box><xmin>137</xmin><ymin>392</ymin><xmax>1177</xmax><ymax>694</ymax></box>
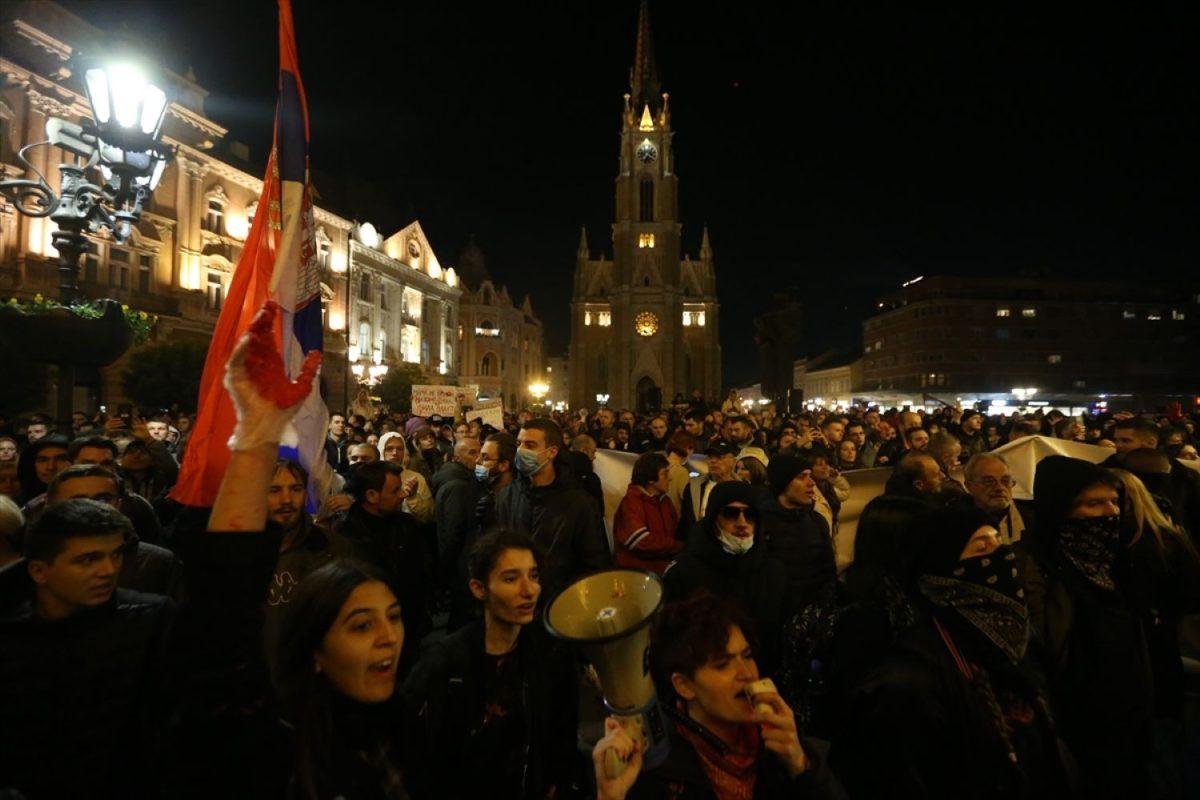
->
<box><xmin>494</xmin><ymin>460</ymin><xmax>611</xmax><ymax>601</ymax></box>
<box><xmin>1017</xmin><ymin>455</ymin><xmax>1153</xmax><ymax>797</ymax></box>
<box><xmin>613</xmin><ymin>484</ymin><xmax>681</xmax><ymax>575</ymax></box>
<box><xmin>662</xmin><ymin>482</ymin><xmax>788</xmax><ymax>670</ymax></box>
<box><xmin>376</xmin><ymin>431</ymin><xmax>434</xmax><ymax>523</ymax></box>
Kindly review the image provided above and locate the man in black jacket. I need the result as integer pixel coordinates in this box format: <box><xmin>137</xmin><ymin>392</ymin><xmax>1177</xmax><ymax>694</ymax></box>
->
<box><xmin>761</xmin><ymin>454</ymin><xmax>836</xmax><ymax>620</ymax></box>
<box><xmin>662</xmin><ymin>480</ymin><xmax>788</xmax><ymax>671</ymax></box>
<box><xmin>495</xmin><ymin>418</ymin><xmax>610</xmax><ymax>602</ymax></box>
<box><xmin>434</xmin><ymin>437</ymin><xmax>484</xmax><ymax>628</ymax></box>
<box><xmin>0</xmin><ymin>499</ymin><xmax>174</xmax><ymax>799</ymax></box>
<box><xmin>334</xmin><ymin>460</ymin><xmax>431</xmax><ymax>652</ymax></box>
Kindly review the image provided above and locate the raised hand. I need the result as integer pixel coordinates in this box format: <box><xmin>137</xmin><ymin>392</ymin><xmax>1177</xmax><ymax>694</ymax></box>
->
<box><xmin>225</xmin><ymin>300</ymin><xmax>322</xmax><ymax>453</ymax></box>
<box><xmin>752</xmin><ymin>690</ymin><xmax>810</xmax><ymax>777</ymax></box>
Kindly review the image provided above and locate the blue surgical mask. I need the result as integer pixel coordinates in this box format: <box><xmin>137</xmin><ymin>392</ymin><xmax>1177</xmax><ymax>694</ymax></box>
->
<box><xmin>515</xmin><ymin>448</ymin><xmax>546</xmax><ymax>477</ymax></box>
<box><xmin>475</xmin><ymin>463</ymin><xmax>491</xmax><ymax>482</ymax></box>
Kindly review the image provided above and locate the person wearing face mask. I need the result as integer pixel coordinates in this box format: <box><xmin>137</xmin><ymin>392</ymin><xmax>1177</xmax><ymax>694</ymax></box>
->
<box><xmin>831</xmin><ymin>505</ymin><xmax>1074</xmax><ymax>799</ymax></box>
<box><xmin>593</xmin><ymin>593</ymin><xmax>846</xmax><ymax>800</ymax></box>
<box><xmin>495</xmin><ymin>419</ymin><xmax>610</xmax><ymax>603</ymax></box>
<box><xmin>761</xmin><ymin>455</ymin><xmax>836</xmax><ymax>622</ymax></box>
<box><xmin>663</xmin><ymin>481</ymin><xmax>788</xmax><ymax>672</ymax></box>
<box><xmin>404</xmin><ymin>529</ymin><xmax>581</xmax><ymax>799</ymax></box>
<box><xmin>1017</xmin><ymin>455</ymin><xmax>1154</xmax><ymax>799</ymax></box>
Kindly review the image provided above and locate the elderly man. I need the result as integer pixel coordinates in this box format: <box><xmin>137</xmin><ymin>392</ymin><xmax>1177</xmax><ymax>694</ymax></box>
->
<box><xmin>953</xmin><ymin>453</ymin><xmax>1027</xmax><ymax>544</ymax></box>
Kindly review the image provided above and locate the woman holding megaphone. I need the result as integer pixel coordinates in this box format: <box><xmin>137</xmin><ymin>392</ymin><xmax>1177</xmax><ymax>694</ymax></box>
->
<box><xmin>593</xmin><ymin>593</ymin><xmax>847</xmax><ymax>800</ymax></box>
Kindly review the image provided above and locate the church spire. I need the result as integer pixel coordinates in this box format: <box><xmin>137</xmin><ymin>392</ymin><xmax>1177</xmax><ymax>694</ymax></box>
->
<box><xmin>577</xmin><ymin>225</ymin><xmax>590</xmax><ymax>259</ymax></box>
<box><xmin>700</xmin><ymin>224</ymin><xmax>712</xmax><ymax>259</ymax></box>
<box><xmin>629</xmin><ymin>0</ymin><xmax>661</xmax><ymax>115</ymax></box>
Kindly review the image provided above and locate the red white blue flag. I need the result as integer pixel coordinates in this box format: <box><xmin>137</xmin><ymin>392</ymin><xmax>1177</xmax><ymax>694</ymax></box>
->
<box><xmin>172</xmin><ymin>0</ymin><xmax>333</xmax><ymax>506</ymax></box>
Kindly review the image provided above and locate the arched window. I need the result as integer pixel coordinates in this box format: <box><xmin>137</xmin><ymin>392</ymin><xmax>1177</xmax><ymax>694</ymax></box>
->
<box><xmin>377</xmin><ymin>330</ymin><xmax>387</xmax><ymax>359</ymax></box>
<box><xmin>359</xmin><ymin>321</ymin><xmax>371</xmax><ymax>350</ymax></box>
<box><xmin>480</xmin><ymin>353</ymin><xmax>495</xmax><ymax>377</ymax></box>
<box><xmin>639</xmin><ymin>178</ymin><xmax>654</xmax><ymax>222</ymax></box>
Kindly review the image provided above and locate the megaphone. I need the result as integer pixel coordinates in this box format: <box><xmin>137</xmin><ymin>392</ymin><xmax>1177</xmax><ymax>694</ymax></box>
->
<box><xmin>545</xmin><ymin>569</ymin><xmax>670</xmax><ymax>778</ymax></box>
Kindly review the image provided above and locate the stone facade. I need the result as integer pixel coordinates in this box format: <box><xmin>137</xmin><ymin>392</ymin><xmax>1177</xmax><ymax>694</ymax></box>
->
<box><xmin>568</xmin><ymin>2</ymin><xmax>720</xmax><ymax>412</ymax></box>
<box><xmin>0</xmin><ymin>1</ymin><xmax>459</xmax><ymax>414</ymax></box>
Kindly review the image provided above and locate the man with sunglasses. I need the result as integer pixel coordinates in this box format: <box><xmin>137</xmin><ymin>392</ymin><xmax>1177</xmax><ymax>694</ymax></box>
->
<box><xmin>954</xmin><ymin>453</ymin><xmax>1026</xmax><ymax>544</ymax></box>
<box><xmin>663</xmin><ymin>481</ymin><xmax>787</xmax><ymax>672</ymax></box>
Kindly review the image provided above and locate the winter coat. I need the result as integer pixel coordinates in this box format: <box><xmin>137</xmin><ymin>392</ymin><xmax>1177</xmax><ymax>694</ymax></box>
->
<box><xmin>624</xmin><ymin>717</ymin><xmax>846</xmax><ymax>800</ymax></box>
<box><xmin>760</xmin><ymin>498</ymin><xmax>836</xmax><ymax>620</ymax></box>
<box><xmin>613</xmin><ymin>484</ymin><xmax>681</xmax><ymax>574</ymax></box>
<box><xmin>495</xmin><ymin>464</ymin><xmax>611</xmax><ymax>601</ymax></box>
<box><xmin>433</xmin><ymin>460</ymin><xmax>484</xmax><ymax>585</ymax></box>
<box><xmin>333</xmin><ymin>504</ymin><xmax>432</xmax><ymax>653</ymax></box>
<box><xmin>263</xmin><ymin>516</ymin><xmax>357</xmax><ymax>654</ymax></box>
<box><xmin>677</xmin><ymin>477</ymin><xmax>720</xmax><ymax>541</ymax></box>
<box><xmin>663</xmin><ymin>521</ymin><xmax>788</xmax><ymax>671</ymax></box>
<box><xmin>0</xmin><ymin>574</ymin><xmax>174</xmax><ymax>799</ymax></box>
<box><xmin>830</xmin><ymin>619</ymin><xmax>1074</xmax><ymax>800</ymax></box>
<box><xmin>403</xmin><ymin>618</ymin><xmax>580</xmax><ymax>799</ymax></box>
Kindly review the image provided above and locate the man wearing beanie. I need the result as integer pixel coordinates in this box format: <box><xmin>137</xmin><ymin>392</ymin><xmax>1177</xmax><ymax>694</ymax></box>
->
<box><xmin>955</xmin><ymin>409</ymin><xmax>987</xmax><ymax>460</ymax></box>
<box><xmin>1017</xmin><ymin>455</ymin><xmax>1153</xmax><ymax>799</ymax></box>
<box><xmin>761</xmin><ymin>454</ymin><xmax>836</xmax><ymax>621</ymax></box>
<box><xmin>662</xmin><ymin>480</ymin><xmax>787</xmax><ymax>671</ymax></box>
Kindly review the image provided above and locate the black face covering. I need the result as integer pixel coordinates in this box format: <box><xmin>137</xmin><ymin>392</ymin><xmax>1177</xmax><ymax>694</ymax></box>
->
<box><xmin>919</xmin><ymin>545</ymin><xmax>1029</xmax><ymax>663</ymax></box>
<box><xmin>1057</xmin><ymin>514</ymin><xmax>1120</xmax><ymax>591</ymax></box>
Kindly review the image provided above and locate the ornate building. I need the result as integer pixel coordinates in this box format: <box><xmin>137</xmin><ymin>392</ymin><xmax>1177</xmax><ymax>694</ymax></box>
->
<box><xmin>569</xmin><ymin>1</ymin><xmax>720</xmax><ymax>412</ymax></box>
<box><xmin>0</xmin><ymin>1</ymin><xmax>459</xmax><ymax>414</ymax></box>
<box><xmin>454</xmin><ymin>237</ymin><xmax>544</xmax><ymax>410</ymax></box>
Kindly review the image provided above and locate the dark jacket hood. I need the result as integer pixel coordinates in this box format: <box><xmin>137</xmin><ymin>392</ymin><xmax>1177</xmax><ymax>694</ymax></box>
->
<box><xmin>700</xmin><ymin>480</ymin><xmax>758</xmax><ymax>527</ymax></box>
<box><xmin>1032</xmin><ymin>455</ymin><xmax>1115</xmax><ymax>536</ymax></box>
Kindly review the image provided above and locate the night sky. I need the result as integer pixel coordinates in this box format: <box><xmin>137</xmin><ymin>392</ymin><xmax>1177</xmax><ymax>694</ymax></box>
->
<box><xmin>62</xmin><ymin>1</ymin><xmax>1198</xmax><ymax>386</ymax></box>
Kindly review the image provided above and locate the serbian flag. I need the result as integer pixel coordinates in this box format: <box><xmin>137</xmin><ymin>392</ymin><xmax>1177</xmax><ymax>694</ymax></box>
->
<box><xmin>171</xmin><ymin>0</ymin><xmax>334</xmax><ymax>507</ymax></box>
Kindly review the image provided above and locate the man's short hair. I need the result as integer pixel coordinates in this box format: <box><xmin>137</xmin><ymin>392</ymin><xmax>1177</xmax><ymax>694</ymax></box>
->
<box><xmin>1013</xmin><ymin>420</ymin><xmax>1041</xmax><ymax>437</ymax></box>
<box><xmin>521</xmin><ymin>418</ymin><xmax>563</xmax><ymax>450</ymax></box>
<box><xmin>273</xmin><ymin>458</ymin><xmax>309</xmax><ymax>487</ymax></box>
<box><xmin>1113</xmin><ymin>417</ymin><xmax>1160</xmax><ymax>444</ymax></box>
<box><xmin>666</xmin><ymin>432</ymin><xmax>696</xmax><ymax>458</ymax></box>
<box><xmin>963</xmin><ymin>453</ymin><xmax>1008</xmax><ymax>482</ymax></box>
<box><xmin>68</xmin><ymin>435</ymin><xmax>118</xmax><ymax>462</ymax></box>
<box><xmin>683</xmin><ymin>409</ymin><xmax>706</xmax><ymax>425</ymax></box>
<box><xmin>631</xmin><ymin>452</ymin><xmax>670</xmax><ymax>486</ymax></box>
<box><xmin>24</xmin><ymin>498</ymin><xmax>133</xmax><ymax>563</ymax></box>
<box><xmin>47</xmin><ymin>464</ymin><xmax>123</xmax><ymax>501</ymax></box>
<box><xmin>485</xmin><ymin>432</ymin><xmax>518</xmax><ymax>465</ymax></box>
<box><xmin>729</xmin><ymin>415</ymin><xmax>753</xmax><ymax>429</ymax></box>
<box><xmin>344</xmin><ymin>460</ymin><xmax>402</xmax><ymax>499</ymax></box>
<box><xmin>570</xmin><ymin>433</ymin><xmax>596</xmax><ymax>453</ymax></box>
<box><xmin>893</xmin><ymin>452</ymin><xmax>934</xmax><ymax>485</ymax></box>
<box><xmin>1052</xmin><ymin>418</ymin><xmax>1075</xmax><ymax>438</ymax></box>
<box><xmin>926</xmin><ymin>432</ymin><xmax>960</xmax><ymax>460</ymax></box>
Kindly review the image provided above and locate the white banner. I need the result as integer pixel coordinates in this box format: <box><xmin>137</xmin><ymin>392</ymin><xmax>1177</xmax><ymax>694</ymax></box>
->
<box><xmin>466</xmin><ymin>398</ymin><xmax>504</xmax><ymax>429</ymax></box>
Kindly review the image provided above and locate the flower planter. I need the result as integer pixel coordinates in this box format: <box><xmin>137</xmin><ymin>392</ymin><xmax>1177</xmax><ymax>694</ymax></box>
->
<box><xmin>0</xmin><ymin>298</ymin><xmax>134</xmax><ymax>367</ymax></box>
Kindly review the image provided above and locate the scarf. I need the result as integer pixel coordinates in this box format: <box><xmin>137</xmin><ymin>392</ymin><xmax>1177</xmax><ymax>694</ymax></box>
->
<box><xmin>674</xmin><ymin>719</ymin><xmax>760</xmax><ymax>800</ymax></box>
<box><xmin>919</xmin><ymin>545</ymin><xmax>1029</xmax><ymax>663</ymax></box>
<box><xmin>1057</xmin><ymin>515</ymin><xmax>1120</xmax><ymax>591</ymax></box>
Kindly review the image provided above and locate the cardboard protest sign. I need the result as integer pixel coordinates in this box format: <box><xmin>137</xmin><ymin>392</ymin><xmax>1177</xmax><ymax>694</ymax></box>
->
<box><xmin>411</xmin><ymin>385</ymin><xmax>461</xmax><ymax>417</ymax></box>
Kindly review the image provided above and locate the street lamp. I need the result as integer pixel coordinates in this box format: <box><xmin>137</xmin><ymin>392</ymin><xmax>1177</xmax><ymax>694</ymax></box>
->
<box><xmin>0</xmin><ymin>57</ymin><xmax>174</xmax><ymax>427</ymax></box>
<box><xmin>349</xmin><ymin>346</ymin><xmax>389</xmax><ymax>388</ymax></box>
<box><xmin>529</xmin><ymin>381</ymin><xmax>549</xmax><ymax>405</ymax></box>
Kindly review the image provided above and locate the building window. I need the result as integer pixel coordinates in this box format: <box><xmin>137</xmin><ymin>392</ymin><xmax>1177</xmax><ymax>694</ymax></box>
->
<box><xmin>1048</xmin><ymin>354</ymin><xmax>1062</xmax><ymax>364</ymax></box>
<box><xmin>1021</xmin><ymin>308</ymin><xmax>1037</xmax><ymax>318</ymax></box>
<box><xmin>246</xmin><ymin>200</ymin><xmax>258</xmax><ymax>226</ymax></box>
<box><xmin>480</xmin><ymin>353</ymin><xmax>494</xmax><ymax>377</ymax></box>
<box><xmin>204</xmin><ymin>199</ymin><xmax>224</xmax><ymax>233</ymax></box>
<box><xmin>421</xmin><ymin>339</ymin><xmax>429</xmax><ymax>366</ymax></box>
<box><xmin>584</xmin><ymin>311</ymin><xmax>592</xmax><ymax>326</ymax></box>
<box><xmin>317</xmin><ymin>237</ymin><xmax>330</xmax><ymax>269</ymax></box>
<box><xmin>1172</xmin><ymin>310</ymin><xmax>1185</xmax><ymax>321</ymax></box>
<box><xmin>379</xmin><ymin>287</ymin><xmax>388</xmax><ymax>311</ymax></box>
<box><xmin>1074</xmin><ymin>380</ymin><xmax>1086</xmax><ymax>389</ymax></box>
<box><xmin>598</xmin><ymin>311</ymin><xmax>611</xmax><ymax>327</ymax></box>
<box><xmin>206</xmin><ymin>272</ymin><xmax>223</xmax><ymax>310</ymax></box>
<box><xmin>358</xmin><ymin>277</ymin><xmax>371</xmax><ymax>302</ymax></box>
<box><xmin>1123</xmin><ymin>310</ymin><xmax>1136</xmax><ymax>320</ymax></box>
<box><xmin>458</xmin><ymin>323</ymin><xmax>464</xmax><ymax>341</ymax></box>
<box><xmin>1147</xmin><ymin>312</ymin><xmax>1162</xmax><ymax>321</ymax></box>
<box><xmin>110</xmin><ymin>247</ymin><xmax>130</xmax><ymax>288</ymax></box>
<box><xmin>996</xmin><ymin>328</ymin><xmax>1010</xmax><ymax>340</ymax></box>
<box><xmin>138</xmin><ymin>254</ymin><xmax>152</xmax><ymax>293</ymax></box>
<box><xmin>638</xmin><ymin>233</ymin><xmax>655</xmax><ymax>248</ymax></box>
<box><xmin>682</xmin><ymin>311</ymin><xmax>692</xmax><ymax>326</ymax></box>
<box><xmin>475</xmin><ymin>320</ymin><xmax>500</xmax><ymax>337</ymax></box>
<box><xmin>639</xmin><ymin>179</ymin><xmax>654</xmax><ymax>222</ymax></box>
<box><xmin>996</xmin><ymin>308</ymin><xmax>1010</xmax><ymax>317</ymax></box>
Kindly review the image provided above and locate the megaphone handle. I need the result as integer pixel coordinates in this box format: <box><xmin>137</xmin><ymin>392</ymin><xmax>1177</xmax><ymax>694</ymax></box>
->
<box><xmin>604</xmin><ymin>747</ymin><xmax>628</xmax><ymax>780</ymax></box>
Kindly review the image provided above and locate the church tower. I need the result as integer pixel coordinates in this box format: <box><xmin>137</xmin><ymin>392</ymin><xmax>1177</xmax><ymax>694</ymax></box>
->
<box><xmin>569</xmin><ymin>0</ymin><xmax>721</xmax><ymax>412</ymax></box>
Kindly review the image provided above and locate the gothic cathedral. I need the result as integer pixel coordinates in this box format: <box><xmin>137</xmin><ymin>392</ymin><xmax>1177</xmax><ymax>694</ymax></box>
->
<box><xmin>569</xmin><ymin>2</ymin><xmax>721</xmax><ymax>412</ymax></box>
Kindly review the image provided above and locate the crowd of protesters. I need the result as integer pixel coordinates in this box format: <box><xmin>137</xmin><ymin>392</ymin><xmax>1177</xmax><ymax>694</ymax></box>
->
<box><xmin>2</xmin><ymin>323</ymin><xmax>1199</xmax><ymax>798</ymax></box>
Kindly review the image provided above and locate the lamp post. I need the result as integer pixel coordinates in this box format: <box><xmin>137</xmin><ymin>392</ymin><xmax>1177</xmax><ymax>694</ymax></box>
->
<box><xmin>529</xmin><ymin>381</ymin><xmax>549</xmax><ymax>407</ymax></box>
<box><xmin>349</xmin><ymin>343</ymin><xmax>389</xmax><ymax>389</ymax></box>
<box><xmin>0</xmin><ymin>58</ymin><xmax>173</xmax><ymax>424</ymax></box>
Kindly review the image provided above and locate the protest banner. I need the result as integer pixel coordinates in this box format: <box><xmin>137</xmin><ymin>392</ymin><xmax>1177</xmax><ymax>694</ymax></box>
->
<box><xmin>411</xmin><ymin>384</ymin><xmax>461</xmax><ymax>417</ymax></box>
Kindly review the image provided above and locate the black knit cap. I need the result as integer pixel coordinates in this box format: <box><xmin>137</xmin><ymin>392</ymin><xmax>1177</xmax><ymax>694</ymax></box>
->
<box><xmin>914</xmin><ymin>504</ymin><xmax>992</xmax><ymax>577</ymax></box>
<box><xmin>766</xmin><ymin>453</ymin><xmax>813</xmax><ymax>496</ymax></box>
<box><xmin>702</xmin><ymin>480</ymin><xmax>759</xmax><ymax>526</ymax></box>
<box><xmin>1032</xmin><ymin>455</ymin><xmax>1115</xmax><ymax>534</ymax></box>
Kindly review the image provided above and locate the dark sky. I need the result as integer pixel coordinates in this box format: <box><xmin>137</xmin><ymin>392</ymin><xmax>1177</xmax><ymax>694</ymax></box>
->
<box><xmin>64</xmin><ymin>1</ymin><xmax>1198</xmax><ymax>386</ymax></box>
